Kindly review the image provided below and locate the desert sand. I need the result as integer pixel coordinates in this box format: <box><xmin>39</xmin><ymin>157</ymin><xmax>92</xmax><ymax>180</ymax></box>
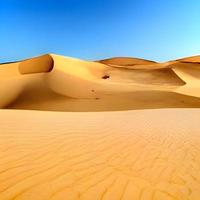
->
<box><xmin>0</xmin><ymin>54</ymin><xmax>200</xmax><ymax>199</ymax></box>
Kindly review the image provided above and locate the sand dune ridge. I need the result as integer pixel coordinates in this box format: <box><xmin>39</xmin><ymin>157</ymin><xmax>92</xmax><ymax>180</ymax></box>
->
<box><xmin>0</xmin><ymin>53</ymin><xmax>200</xmax><ymax>110</ymax></box>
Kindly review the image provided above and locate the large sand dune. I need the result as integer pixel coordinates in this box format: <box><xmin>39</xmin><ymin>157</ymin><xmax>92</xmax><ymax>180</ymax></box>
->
<box><xmin>0</xmin><ymin>53</ymin><xmax>200</xmax><ymax>110</ymax></box>
<box><xmin>1</xmin><ymin>54</ymin><xmax>200</xmax><ymax>199</ymax></box>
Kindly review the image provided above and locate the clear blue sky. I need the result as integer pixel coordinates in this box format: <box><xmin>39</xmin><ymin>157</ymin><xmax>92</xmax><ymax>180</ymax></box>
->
<box><xmin>0</xmin><ymin>0</ymin><xmax>200</xmax><ymax>63</ymax></box>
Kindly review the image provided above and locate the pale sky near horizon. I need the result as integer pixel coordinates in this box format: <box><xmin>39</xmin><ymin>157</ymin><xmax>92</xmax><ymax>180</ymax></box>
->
<box><xmin>0</xmin><ymin>0</ymin><xmax>200</xmax><ymax>63</ymax></box>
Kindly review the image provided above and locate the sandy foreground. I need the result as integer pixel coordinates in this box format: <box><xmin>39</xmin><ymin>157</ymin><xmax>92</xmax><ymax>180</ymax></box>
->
<box><xmin>1</xmin><ymin>54</ymin><xmax>200</xmax><ymax>199</ymax></box>
<box><xmin>0</xmin><ymin>109</ymin><xmax>200</xmax><ymax>200</ymax></box>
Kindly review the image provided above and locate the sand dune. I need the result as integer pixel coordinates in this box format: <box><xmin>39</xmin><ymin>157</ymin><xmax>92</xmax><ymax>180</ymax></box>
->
<box><xmin>165</xmin><ymin>58</ymin><xmax>200</xmax><ymax>98</ymax></box>
<box><xmin>97</xmin><ymin>57</ymin><xmax>157</xmax><ymax>65</ymax></box>
<box><xmin>97</xmin><ymin>57</ymin><xmax>169</xmax><ymax>70</ymax></box>
<box><xmin>175</xmin><ymin>55</ymin><xmax>200</xmax><ymax>63</ymax></box>
<box><xmin>1</xmin><ymin>54</ymin><xmax>200</xmax><ymax>199</ymax></box>
<box><xmin>0</xmin><ymin>53</ymin><xmax>200</xmax><ymax>110</ymax></box>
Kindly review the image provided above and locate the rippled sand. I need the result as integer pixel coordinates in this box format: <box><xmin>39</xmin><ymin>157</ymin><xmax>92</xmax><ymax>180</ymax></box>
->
<box><xmin>1</xmin><ymin>109</ymin><xmax>200</xmax><ymax>200</ymax></box>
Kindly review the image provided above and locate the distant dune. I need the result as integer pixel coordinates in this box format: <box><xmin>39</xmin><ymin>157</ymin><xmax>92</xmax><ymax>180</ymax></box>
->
<box><xmin>97</xmin><ymin>56</ymin><xmax>157</xmax><ymax>65</ymax></box>
<box><xmin>1</xmin><ymin>54</ymin><xmax>200</xmax><ymax>199</ymax></box>
<box><xmin>175</xmin><ymin>55</ymin><xmax>200</xmax><ymax>63</ymax></box>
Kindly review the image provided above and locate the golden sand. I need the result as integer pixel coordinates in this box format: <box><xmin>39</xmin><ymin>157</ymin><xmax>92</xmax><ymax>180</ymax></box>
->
<box><xmin>1</xmin><ymin>109</ymin><xmax>200</xmax><ymax>200</ymax></box>
<box><xmin>0</xmin><ymin>54</ymin><xmax>200</xmax><ymax>199</ymax></box>
<box><xmin>18</xmin><ymin>54</ymin><xmax>54</xmax><ymax>75</ymax></box>
<box><xmin>0</xmin><ymin>54</ymin><xmax>200</xmax><ymax>109</ymax></box>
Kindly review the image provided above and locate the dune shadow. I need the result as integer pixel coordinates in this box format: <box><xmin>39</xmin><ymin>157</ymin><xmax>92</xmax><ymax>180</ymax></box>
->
<box><xmin>18</xmin><ymin>54</ymin><xmax>54</xmax><ymax>74</ymax></box>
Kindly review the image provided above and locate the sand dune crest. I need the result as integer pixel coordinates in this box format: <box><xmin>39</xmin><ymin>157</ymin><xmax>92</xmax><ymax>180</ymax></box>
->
<box><xmin>97</xmin><ymin>57</ymin><xmax>157</xmax><ymax>65</ymax></box>
<box><xmin>18</xmin><ymin>54</ymin><xmax>54</xmax><ymax>74</ymax></box>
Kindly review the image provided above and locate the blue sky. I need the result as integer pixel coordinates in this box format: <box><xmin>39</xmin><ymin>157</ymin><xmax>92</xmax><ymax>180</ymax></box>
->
<box><xmin>0</xmin><ymin>0</ymin><xmax>200</xmax><ymax>62</ymax></box>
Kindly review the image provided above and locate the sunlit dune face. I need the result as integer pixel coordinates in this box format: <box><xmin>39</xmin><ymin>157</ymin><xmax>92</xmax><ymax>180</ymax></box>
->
<box><xmin>104</xmin><ymin>68</ymin><xmax>186</xmax><ymax>86</ymax></box>
<box><xmin>18</xmin><ymin>54</ymin><xmax>54</xmax><ymax>74</ymax></box>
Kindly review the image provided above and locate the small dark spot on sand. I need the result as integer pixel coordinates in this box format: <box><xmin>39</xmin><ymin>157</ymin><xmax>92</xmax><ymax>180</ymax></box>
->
<box><xmin>91</xmin><ymin>90</ymin><xmax>95</xmax><ymax>92</ymax></box>
<box><xmin>102</xmin><ymin>75</ymin><xmax>110</xmax><ymax>79</ymax></box>
<box><xmin>95</xmin><ymin>98</ymin><xmax>100</xmax><ymax>100</ymax></box>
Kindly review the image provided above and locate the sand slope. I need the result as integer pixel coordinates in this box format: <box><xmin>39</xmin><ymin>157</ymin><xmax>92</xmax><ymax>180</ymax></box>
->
<box><xmin>0</xmin><ymin>54</ymin><xmax>200</xmax><ymax>110</ymax></box>
<box><xmin>0</xmin><ymin>109</ymin><xmax>200</xmax><ymax>200</ymax></box>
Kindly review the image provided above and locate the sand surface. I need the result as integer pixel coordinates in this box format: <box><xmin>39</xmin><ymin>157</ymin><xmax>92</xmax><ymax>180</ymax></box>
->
<box><xmin>1</xmin><ymin>109</ymin><xmax>200</xmax><ymax>200</ymax></box>
<box><xmin>1</xmin><ymin>54</ymin><xmax>200</xmax><ymax>199</ymax></box>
